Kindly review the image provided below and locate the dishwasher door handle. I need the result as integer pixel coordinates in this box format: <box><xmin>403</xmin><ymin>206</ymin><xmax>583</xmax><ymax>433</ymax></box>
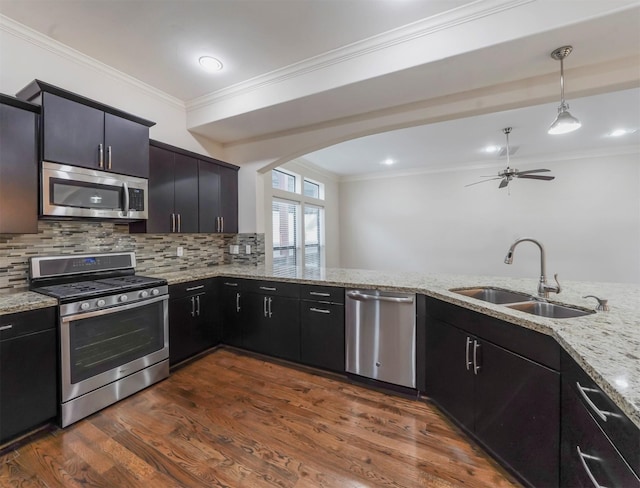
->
<box><xmin>346</xmin><ymin>291</ymin><xmax>414</xmax><ymax>303</ymax></box>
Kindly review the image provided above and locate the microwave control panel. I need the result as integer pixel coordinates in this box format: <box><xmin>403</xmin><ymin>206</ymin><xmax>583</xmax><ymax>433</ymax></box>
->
<box><xmin>128</xmin><ymin>188</ymin><xmax>145</xmax><ymax>211</ymax></box>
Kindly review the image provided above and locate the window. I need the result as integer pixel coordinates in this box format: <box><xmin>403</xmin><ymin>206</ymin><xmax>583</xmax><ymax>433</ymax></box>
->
<box><xmin>303</xmin><ymin>179</ymin><xmax>321</xmax><ymax>199</ymax></box>
<box><xmin>304</xmin><ymin>205</ymin><xmax>322</xmax><ymax>268</ymax></box>
<box><xmin>272</xmin><ymin>169</ymin><xmax>296</xmax><ymax>192</ymax></box>
<box><xmin>272</xmin><ymin>199</ymin><xmax>298</xmax><ymax>268</ymax></box>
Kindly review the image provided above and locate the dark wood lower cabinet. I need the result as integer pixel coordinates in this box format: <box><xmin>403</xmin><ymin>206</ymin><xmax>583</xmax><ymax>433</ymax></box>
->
<box><xmin>300</xmin><ymin>300</ymin><xmax>344</xmax><ymax>372</ymax></box>
<box><xmin>424</xmin><ymin>298</ymin><xmax>560</xmax><ymax>488</ymax></box>
<box><xmin>0</xmin><ymin>308</ymin><xmax>57</xmax><ymax>444</ymax></box>
<box><xmin>220</xmin><ymin>279</ymin><xmax>244</xmax><ymax>347</ymax></box>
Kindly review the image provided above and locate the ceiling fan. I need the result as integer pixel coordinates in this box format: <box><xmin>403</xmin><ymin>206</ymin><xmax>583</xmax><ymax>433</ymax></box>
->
<box><xmin>466</xmin><ymin>127</ymin><xmax>555</xmax><ymax>189</ymax></box>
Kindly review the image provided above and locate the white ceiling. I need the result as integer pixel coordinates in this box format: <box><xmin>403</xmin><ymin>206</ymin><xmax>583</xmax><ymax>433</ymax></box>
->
<box><xmin>1</xmin><ymin>0</ymin><xmax>639</xmax><ymax>174</ymax></box>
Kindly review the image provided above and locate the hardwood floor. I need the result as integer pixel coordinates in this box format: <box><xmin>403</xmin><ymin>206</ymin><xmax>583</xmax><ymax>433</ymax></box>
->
<box><xmin>0</xmin><ymin>349</ymin><xmax>520</xmax><ymax>487</ymax></box>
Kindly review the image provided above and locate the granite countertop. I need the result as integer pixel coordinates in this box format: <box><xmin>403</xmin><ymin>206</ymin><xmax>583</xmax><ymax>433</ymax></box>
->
<box><xmin>2</xmin><ymin>264</ymin><xmax>638</xmax><ymax>429</ymax></box>
<box><xmin>151</xmin><ymin>264</ymin><xmax>640</xmax><ymax>429</ymax></box>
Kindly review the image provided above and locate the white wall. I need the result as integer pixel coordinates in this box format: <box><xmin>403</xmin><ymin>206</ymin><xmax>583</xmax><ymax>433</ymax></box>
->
<box><xmin>0</xmin><ymin>20</ymin><xmax>222</xmax><ymax>158</ymax></box>
<box><xmin>263</xmin><ymin>159</ymin><xmax>340</xmax><ymax>268</ymax></box>
<box><xmin>339</xmin><ymin>152</ymin><xmax>640</xmax><ymax>284</ymax></box>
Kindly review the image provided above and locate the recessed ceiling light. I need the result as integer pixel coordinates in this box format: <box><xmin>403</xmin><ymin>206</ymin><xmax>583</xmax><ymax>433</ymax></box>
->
<box><xmin>484</xmin><ymin>145</ymin><xmax>500</xmax><ymax>153</ymax></box>
<box><xmin>198</xmin><ymin>56</ymin><xmax>223</xmax><ymax>72</ymax></box>
<box><xmin>382</xmin><ymin>158</ymin><xmax>395</xmax><ymax>166</ymax></box>
<box><xmin>608</xmin><ymin>128</ymin><xmax>637</xmax><ymax>137</ymax></box>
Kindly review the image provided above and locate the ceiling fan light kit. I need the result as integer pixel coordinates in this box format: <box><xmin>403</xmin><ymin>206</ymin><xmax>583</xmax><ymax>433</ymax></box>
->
<box><xmin>548</xmin><ymin>45</ymin><xmax>581</xmax><ymax>135</ymax></box>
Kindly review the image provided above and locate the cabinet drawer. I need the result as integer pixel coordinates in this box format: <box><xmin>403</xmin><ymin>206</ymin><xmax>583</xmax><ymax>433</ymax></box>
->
<box><xmin>244</xmin><ymin>280</ymin><xmax>299</xmax><ymax>298</ymax></box>
<box><xmin>300</xmin><ymin>284</ymin><xmax>344</xmax><ymax>304</ymax></box>
<box><xmin>562</xmin><ymin>378</ymin><xmax>640</xmax><ymax>487</ymax></box>
<box><xmin>0</xmin><ymin>307</ymin><xmax>56</xmax><ymax>340</ymax></box>
<box><xmin>562</xmin><ymin>352</ymin><xmax>639</xmax><ymax>475</ymax></box>
<box><xmin>219</xmin><ymin>278</ymin><xmax>246</xmax><ymax>291</ymax></box>
<box><xmin>169</xmin><ymin>279</ymin><xmax>213</xmax><ymax>300</ymax></box>
<box><xmin>425</xmin><ymin>297</ymin><xmax>560</xmax><ymax>370</ymax></box>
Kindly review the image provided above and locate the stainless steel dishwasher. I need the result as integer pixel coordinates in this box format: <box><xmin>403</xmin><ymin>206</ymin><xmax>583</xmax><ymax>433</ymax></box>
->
<box><xmin>345</xmin><ymin>289</ymin><xmax>416</xmax><ymax>388</ymax></box>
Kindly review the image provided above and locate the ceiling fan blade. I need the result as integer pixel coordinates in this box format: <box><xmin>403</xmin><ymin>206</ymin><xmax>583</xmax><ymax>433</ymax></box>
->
<box><xmin>464</xmin><ymin>177</ymin><xmax>502</xmax><ymax>187</ymax></box>
<box><xmin>517</xmin><ymin>175</ymin><xmax>555</xmax><ymax>181</ymax></box>
<box><xmin>515</xmin><ymin>169</ymin><xmax>551</xmax><ymax>176</ymax></box>
<box><xmin>498</xmin><ymin>178</ymin><xmax>509</xmax><ymax>188</ymax></box>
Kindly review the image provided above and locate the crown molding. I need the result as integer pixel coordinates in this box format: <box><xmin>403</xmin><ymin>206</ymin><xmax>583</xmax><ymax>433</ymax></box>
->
<box><xmin>339</xmin><ymin>144</ymin><xmax>640</xmax><ymax>183</ymax></box>
<box><xmin>0</xmin><ymin>14</ymin><xmax>185</xmax><ymax>109</ymax></box>
<box><xmin>186</xmin><ymin>0</ymin><xmax>534</xmax><ymax>111</ymax></box>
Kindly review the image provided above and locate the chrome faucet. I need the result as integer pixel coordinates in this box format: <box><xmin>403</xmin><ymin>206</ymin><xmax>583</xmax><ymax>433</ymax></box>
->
<box><xmin>504</xmin><ymin>237</ymin><xmax>561</xmax><ymax>298</ymax></box>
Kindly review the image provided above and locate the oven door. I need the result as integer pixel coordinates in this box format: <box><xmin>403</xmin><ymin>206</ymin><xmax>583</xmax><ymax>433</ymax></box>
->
<box><xmin>60</xmin><ymin>295</ymin><xmax>168</xmax><ymax>402</ymax></box>
<box><xmin>42</xmin><ymin>161</ymin><xmax>148</xmax><ymax>220</ymax></box>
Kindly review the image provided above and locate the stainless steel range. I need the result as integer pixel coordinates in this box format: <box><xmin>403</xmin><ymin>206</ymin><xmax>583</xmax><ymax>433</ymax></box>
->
<box><xmin>29</xmin><ymin>252</ymin><xmax>169</xmax><ymax>427</ymax></box>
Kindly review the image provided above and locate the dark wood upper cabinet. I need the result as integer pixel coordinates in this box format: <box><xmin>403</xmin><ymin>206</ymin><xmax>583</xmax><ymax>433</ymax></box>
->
<box><xmin>0</xmin><ymin>95</ymin><xmax>39</xmax><ymax>234</ymax></box>
<box><xmin>16</xmin><ymin>80</ymin><xmax>154</xmax><ymax>178</ymax></box>
<box><xmin>173</xmin><ymin>153</ymin><xmax>199</xmax><ymax>233</ymax></box>
<box><xmin>199</xmin><ymin>160</ymin><xmax>239</xmax><ymax>233</ymax></box>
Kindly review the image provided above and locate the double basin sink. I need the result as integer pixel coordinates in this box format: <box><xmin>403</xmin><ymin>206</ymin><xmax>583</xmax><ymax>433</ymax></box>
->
<box><xmin>451</xmin><ymin>287</ymin><xmax>595</xmax><ymax>319</ymax></box>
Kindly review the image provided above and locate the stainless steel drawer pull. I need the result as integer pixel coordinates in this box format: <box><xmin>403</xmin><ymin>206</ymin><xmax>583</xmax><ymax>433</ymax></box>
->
<box><xmin>224</xmin><ymin>282</ymin><xmax>238</xmax><ymax>287</ymax></box>
<box><xmin>473</xmin><ymin>340</ymin><xmax>481</xmax><ymax>375</ymax></box>
<box><xmin>310</xmin><ymin>308</ymin><xmax>330</xmax><ymax>314</ymax></box>
<box><xmin>186</xmin><ymin>285</ymin><xmax>205</xmax><ymax>292</ymax></box>
<box><xmin>309</xmin><ymin>292</ymin><xmax>331</xmax><ymax>297</ymax></box>
<box><xmin>576</xmin><ymin>382</ymin><xmax>615</xmax><ymax>422</ymax></box>
<box><xmin>0</xmin><ymin>324</ymin><xmax>13</xmax><ymax>331</ymax></box>
<box><xmin>576</xmin><ymin>446</ymin><xmax>606</xmax><ymax>488</ymax></box>
<box><xmin>260</xmin><ymin>286</ymin><xmax>277</xmax><ymax>291</ymax></box>
<box><xmin>346</xmin><ymin>291</ymin><xmax>413</xmax><ymax>303</ymax></box>
<box><xmin>465</xmin><ymin>337</ymin><xmax>472</xmax><ymax>371</ymax></box>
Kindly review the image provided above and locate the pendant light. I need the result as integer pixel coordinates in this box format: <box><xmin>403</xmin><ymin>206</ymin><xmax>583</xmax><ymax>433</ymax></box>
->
<box><xmin>548</xmin><ymin>46</ymin><xmax>581</xmax><ymax>135</ymax></box>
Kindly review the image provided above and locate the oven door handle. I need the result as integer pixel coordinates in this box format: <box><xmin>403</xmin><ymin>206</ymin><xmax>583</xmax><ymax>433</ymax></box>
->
<box><xmin>61</xmin><ymin>294</ymin><xmax>168</xmax><ymax>323</ymax></box>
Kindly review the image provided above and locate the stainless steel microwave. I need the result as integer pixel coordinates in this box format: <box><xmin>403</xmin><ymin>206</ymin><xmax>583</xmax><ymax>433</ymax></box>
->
<box><xmin>41</xmin><ymin>161</ymin><xmax>148</xmax><ymax>221</ymax></box>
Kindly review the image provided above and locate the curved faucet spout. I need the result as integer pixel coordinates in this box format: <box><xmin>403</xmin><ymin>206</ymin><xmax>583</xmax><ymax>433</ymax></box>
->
<box><xmin>504</xmin><ymin>237</ymin><xmax>560</xmax><ymax>298</ymax></box>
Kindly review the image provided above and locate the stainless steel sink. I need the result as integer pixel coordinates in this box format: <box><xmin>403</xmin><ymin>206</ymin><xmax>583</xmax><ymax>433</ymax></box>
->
<box><xmin>450</xmin><ymin>287</ymin><xmax>533</xmax><ymax>304</ymax></box>
<box><xmin>506</xmin><ymin>301</ymin><xmax>595</xmax><ymax>319</ymax></box>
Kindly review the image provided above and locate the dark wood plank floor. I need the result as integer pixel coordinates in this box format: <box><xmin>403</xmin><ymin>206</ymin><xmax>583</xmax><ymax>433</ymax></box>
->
<box><xmin>0</xmin><ymin>349</ymin><xmax>520</xmax><ymax>487</ymax></box>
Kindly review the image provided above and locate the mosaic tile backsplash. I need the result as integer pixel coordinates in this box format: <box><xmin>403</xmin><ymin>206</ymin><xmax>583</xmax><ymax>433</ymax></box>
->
<box><xmin>0</xmin><ymin>221</ymin><xmax>265</xmax><ymax>294</ymax></box>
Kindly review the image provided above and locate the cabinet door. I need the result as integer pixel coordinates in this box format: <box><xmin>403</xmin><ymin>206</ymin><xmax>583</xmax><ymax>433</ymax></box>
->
<box><xmin>266</xmin><ymin>295</ymin><xmax>300</xmax><ymax>362</ymax></box>
<box><xmin>241</xmin><ymin>293</ymin><xmax>270</xmax><ymax>355</ymax></box>
<box><xmin>173</xmin><ymin>153</ymin><xmax>199</xmax><ymax>233</ymax></box>
<box><xmin>475</xmin><ymin>340</ymin><xmax>560</xmax><ymax>488</ymax></box>
<box><xmin>104</xmin><ymin>113</ymin><xmax>149</xmax><ymax>178</ymax></box>
<box><xmin>218</xmin><ymin>165</ymin><xmax>238</xmax><ymax>233</ymax></box>
<box><xmin>221</xmin><ymin>283</ymin><xmax>243</xmax><ymax>347</ymax></box>
<box><xmin>0</xmin><ymin>103</ymin><xmax>38</xmax><ymax>233</ymax></box>
<box><xmin>146</xmin><ymin>145</ymin><xmax>175</xmax><ymax>233</ymax></box>
<box><xmin>424</xmin><ymin>318</ymin><xmax>475</xmax><ymax>431</ymax></box>
<box><xmin>198</xmin><ymin>160</ymin><xmax>221</xmax><ymax>233</ymax></box>
<box><xmin>169</xmin><ymin>294</ymin><xmax>210</xmax><ymax>366</ymax></box>
<box><xmin>42</xmin><ymin>93</ymin><xmax>104</xmax><ymax>169</ymax></box>
<box><xmin>0</xmin><ymin>329</ymin><xmax>57</xmax><ymax>443</ymax></box>
<box><xmin>300</xmin><ymin>301</ymin><xmax>344</xmax><ymax>372</ymax></box>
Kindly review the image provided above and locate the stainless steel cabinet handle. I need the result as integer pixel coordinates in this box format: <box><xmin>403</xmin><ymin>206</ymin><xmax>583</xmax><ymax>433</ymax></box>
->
<box><xmin>473</xmin><ymin>340</ymin><xmax>481</xmax><ymax>375</ymax></box>
<box><xmin>171</xmin><ymin>213</ymin><xmax>176</xmax><ymax>232</ymax></box>
<box><xmin>98</xmin><ymin>143</ymin><xmax>104</xmax><ymax>168</ymax></box>
<box><xmin>263</xmin><ymin>296</ymin><xmax>268</xmax><ymax>317</ymax></box>
<box><xmin>186</xmin><ymin>285</ymin><xmax>204</xmax><ymax>292</ymax></box>
<box><xmin>216</xmin><ymin>217</ymin><xmax>220</xmax><ymax>232</ymax></box>
<box><xmin>221</xmin><ymin>217</ymin><xmax>224</xmax><ymax>232</ymax></box>
<box><xmin>268</xmin><ymin>297</ymin><xmax>273</xmax><ymax>318</ymax></box>
<box><xmin>236</xmin><ymin>292</ymin><xmax>241</xmax><ymax>312</ymax></box>
<box><xmin>190</xmin><ymin>296</ymin><xmax>195</xmax><ymax>317</ymax></box>
<box><xmin>576</xmin><ymin>446</ymin><xmax>606</xmax><ymax>488</ymax></box>
<box><xmin>346</xmin><ymin>291</ymin><xmax>414</xmax><ymax>303</ymax></box>
<box><xmin>310</xmin><ymin>307</ymin><xmax>330</xmax><ymax>314</ymax></box>
<box><xmin>260</xmin><ymin>286</ymin><xmax>277</xmax><ymax>291</ymax></box>
<box><xmin>465</xmin><ymin>337</ymin><xmax>472</xmax><ymax>371</ymax></box>
<box><xmin>107</xmin><ymin>145</ymin><xmax>112</xmax><ymax>170</ymax></box>
<box><xmin>0</xmin><ymin>324</ymin><xmax>13</xmax><ymax>331</ymax></box>
<box><xmin>224</xmin><ymin>282</ymin><xmax>238</xmax><ymax>287</ymax></box>
<box><xmin>309</xmin><ymin>292</ymin><xmax>331</xmax><ymax>297</ymax></box>
<box><xmin>576</xmin><ymin>382</ymin><xmax>615</xmax><ymax>422</ymax></box>
<box><xmin>177</xmin><ymin>214</ymin><xmax>181</xmax><ymax>233</ymax></box>
<box><xmin>196</xmin><ymin>295</ymin><xmax>200</xmax><ymax>316</ymax></box>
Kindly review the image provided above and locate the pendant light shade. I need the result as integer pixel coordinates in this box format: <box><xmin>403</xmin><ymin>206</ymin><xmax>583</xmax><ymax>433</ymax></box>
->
<box><xmin>548</xmin><ymin>46</ymin><xmax>581</xmax><ymax>135</ymax></box>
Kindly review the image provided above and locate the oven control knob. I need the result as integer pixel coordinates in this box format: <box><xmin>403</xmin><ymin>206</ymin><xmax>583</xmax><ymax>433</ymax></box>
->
<box><xmin>151</xmin><ymin>288</ymin><xmax>160</xmax><ymax>296</ymax></box>
<box><xmin>96</xmin><ymin>299</ymin><xmax>106</xmax><ymax>307</ymax></box>
<box><xmin>119</xmin><ymin>294</ymin><xmax>128</xmax><ymax>302</ymax></box>
<box><xmin>139</xmin><ymin>290</ymin><xmax>149</xmax><ymax>298</ymax></box>
<box><xmin>80</xmin><ymin>302</ymin><xmax>90</xmax><ymax>311</ymax></box>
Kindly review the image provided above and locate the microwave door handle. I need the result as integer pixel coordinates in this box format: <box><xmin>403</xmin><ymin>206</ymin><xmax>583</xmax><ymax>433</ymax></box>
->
<box><xmin>122</xmin><ymin>181</ymin><xmax>130</xmax><ymax>215</ymax></box>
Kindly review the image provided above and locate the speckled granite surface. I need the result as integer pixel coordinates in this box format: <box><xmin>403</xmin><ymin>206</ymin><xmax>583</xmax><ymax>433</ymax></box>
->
<box><xmin>2</xmin><ymin>264</ymin><xmax>638</xmax><ymax>430</ymax></box>
<box><xmin>150</xmin><ymin>265</ymin><xmax>640</xmax><ymax>429</ymax></box>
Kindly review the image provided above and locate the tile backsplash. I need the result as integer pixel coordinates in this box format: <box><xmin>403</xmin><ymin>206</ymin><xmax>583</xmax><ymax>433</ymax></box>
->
<box><xmin>0</xmin><ymin>221</ymin><xmax>264</xmax><ymax>294</ymax></box>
